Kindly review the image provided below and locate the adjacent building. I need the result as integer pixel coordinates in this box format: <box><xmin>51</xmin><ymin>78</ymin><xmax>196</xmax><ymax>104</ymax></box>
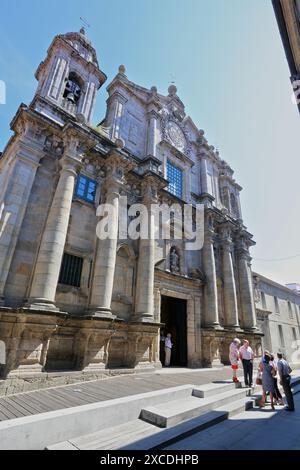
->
<box><xmin>254</xmin><ymin>273</ymin><xmax>300</xmax><ymax>362</ymax></box>
<box><xmin>273</xmin><ymin>0</ymin><xmax>300</xmax><ymax>112</ymax></box>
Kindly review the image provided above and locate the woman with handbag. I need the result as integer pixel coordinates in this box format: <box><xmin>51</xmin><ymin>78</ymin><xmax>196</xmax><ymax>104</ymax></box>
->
<box><xmin>270</xmin><ymin>354</ymin><xmax>284</xmax><ymax>406</ymax></box>
<box><xmin>258</xmin><ymin>353</ymin><xmax>276</xmax><ymax>410</ymax></box>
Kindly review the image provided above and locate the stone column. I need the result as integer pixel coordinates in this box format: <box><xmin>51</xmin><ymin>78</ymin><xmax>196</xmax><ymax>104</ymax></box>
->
<box><xmin>238</xmin><ymin>239</ymin><xmax>257</xmax><ymax>331</ymax></box>
<box><xmin>221</xmin><ymin>229</ymin><xmax>240</xmax><ymax>329</ymax></box>
<box><xmin>28</xmin><ymin>136</ymin><xmax>82</xmax><ymax>310</ymax></box>
<box><xmin>0</xmin><ymin>133</ymin><xmax>44</xmax><ymax>305</ymax></box>
<box><xmin>134</xmin><ymin>176</ymin><xmax>158</xmax><ymax>322</ymax></box>
<box><xmin>146</xmin><ymin>113</ymin><xmax>157</xmax><ymax>157</ymax></box>
<box><xmin>200</xmin><ymin>156</ymin><xmax>209</xmax><ymax>194</ymax></box>
<box><xmin>202</xmin><ymin>216</ymin><xmax>221</xmax><ymax>328</ymax></box>
<box><xmin>146</xmin><ymin>88</ymin><xmax>160</xmax><ymax>158</ymax></box>
<box><xmin>88</xmin><ymin>146</ymin><xmax>132</xmax><ymax>317</ymax></box>
<box><xmin>107</xmin><ymin>86</ymin><xmax>127</xmax><ymax>141</ymax></box>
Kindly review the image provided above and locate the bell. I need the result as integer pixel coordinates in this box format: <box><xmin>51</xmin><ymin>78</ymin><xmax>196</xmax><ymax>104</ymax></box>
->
<box><xmin>66</xmin><ymin>92</ymin><xmax>75</xmax><ymax>103</ymax></box>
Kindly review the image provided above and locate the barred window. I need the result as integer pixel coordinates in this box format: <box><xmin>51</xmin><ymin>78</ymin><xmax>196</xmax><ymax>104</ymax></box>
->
<box><xmin>75</xmin><ymin>174</ymin><xmax>97</xmax><ymax>203</ymax></box>
<box><xmin>288</xmin><ymin>301</ymin><xmax>293</xmax><ymax>319</ymax></box>
<box><xmin>274</xmin><ymin>296</ymin><xmax>280</xmax><ymax>314</ymax></box>
<box><xmin>278</xmin><ymin>325</ymin><xmax>285</xmax><ymax>348</ymax></box>
<box><xmin>58</xmin><ymin>253</ymin><xmax>83</xmax><ymax>287</ymax></box>
<box><xmin>261</xmin><ymin>291</ymin><xmax>267</xmax><ymax>309</ymax></box>
<box><xmin>167</xmin><ymin>160</ymin><xmax>183</xmax><ymax>198</ymax></box>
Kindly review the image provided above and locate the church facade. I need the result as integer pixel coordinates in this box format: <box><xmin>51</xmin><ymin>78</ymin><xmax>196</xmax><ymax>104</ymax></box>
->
<box><xmin>0</xmin><ymin>29</ymin><xmax>262</xmax><ymax>390</ymax></box>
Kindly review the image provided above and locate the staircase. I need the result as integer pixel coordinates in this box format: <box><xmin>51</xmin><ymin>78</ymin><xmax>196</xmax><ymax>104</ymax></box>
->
<box><xmin>47</xmin><ymin>381</ymin><xmax>253</xmax><ymax>450</ymax></box>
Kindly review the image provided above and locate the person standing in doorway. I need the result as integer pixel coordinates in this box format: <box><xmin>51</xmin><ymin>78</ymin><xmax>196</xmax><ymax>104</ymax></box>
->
<box><xmin>277</xmin><ymin>353</ymin><xmax>295</xmax><ymax>411</ymax></box>
<box><xmin>164</xmin><ymin>333</ymin><xmax>173</xmax><ymax>367</ymax></box>
<box><xmin>229</xmin><ymin>338</ymin><xmax>241</xmax><ymax>383</ymax></box>
<box><xmin>239</xmin><ymin>339</ymin><xmax>254</xmax><ymax>387</ymax></box>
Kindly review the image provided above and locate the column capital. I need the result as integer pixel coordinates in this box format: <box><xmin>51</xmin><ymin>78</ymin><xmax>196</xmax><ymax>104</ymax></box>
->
<box><xmin>146</xmin><ymin>108</ymin><xmax>161</xmax><ymax>120</ymax></box>
<box><xmin>236</xmin><ymin>236</ymin><xmax>252</xmax><ymax>262</ymax></box>
<box><xmin>140</xmin><ymin>173</ymin><xmax>167</xmax><ymax>205</ymax></box>
<box><xmin>101</xmin><ymin>149</ymin><xmax>134</xmax><ymax>196</ymax></box>
<box><xmin>59</xmin><ymin>155</ymin><xmax>81</xmax><ymax>177</ymax></box>
<box><xmin>219</xmin><ymin>224</ymin><xmax>235</xmax><ymax>249</ymax></box>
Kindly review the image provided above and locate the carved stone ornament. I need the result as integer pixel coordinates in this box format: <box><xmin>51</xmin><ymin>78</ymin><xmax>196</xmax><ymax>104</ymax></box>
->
<box><xmin>161</xmin><ymin>113</ymin><xmax>191</xmax><ymax>156</ymax></box>
<box><xmin>254</xmin><ymin>288</ymin><xmax>261</xmax><ymax>304</ymax></box>
<box><xmin>170</xmin><ymin>246</ymin><xmax>180</xmax><ymax>273</ymax></box>
<box><xmin>44</xmin><ymin>135</ymin><xmax>64</xmax><ymax>156</ymax></box>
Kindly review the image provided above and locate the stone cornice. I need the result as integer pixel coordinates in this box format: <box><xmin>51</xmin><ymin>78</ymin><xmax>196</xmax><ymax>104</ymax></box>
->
<box><xmin>159</xmin><ymin>140</ymin><xmax>194</xmax><ymax>167</ymax></box>
<box><xmin>154</xmin><ymin>268</ymin><xmax>203</xmax><ymax>288</ymax></box>
<box><xmin>253</xmin><ymin>271</ymin><xmax>300</xmax><ymax>300</ymax></box>
<box><xmin>256</xmin><ymin>308</ymin><xmax>273</xmax><ymax>320</ymax></box>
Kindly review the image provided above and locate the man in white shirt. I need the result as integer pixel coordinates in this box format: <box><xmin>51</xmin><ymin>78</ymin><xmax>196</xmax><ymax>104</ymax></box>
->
<box><xmin>164</xmin><ymin>333</ymin><xmax>173</xmax><ymax>367</ymax></box>
<box><xmin>239</xmin><ymin>339</ymin><xmax>254</xmax><ymax>387</ymax></box>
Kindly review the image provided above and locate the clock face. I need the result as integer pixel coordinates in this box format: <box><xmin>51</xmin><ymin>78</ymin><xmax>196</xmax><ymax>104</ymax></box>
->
<box><xmin>166</xmin><ymin>121</ymin><xmax>186</xmax><ymax>152</ymax></box>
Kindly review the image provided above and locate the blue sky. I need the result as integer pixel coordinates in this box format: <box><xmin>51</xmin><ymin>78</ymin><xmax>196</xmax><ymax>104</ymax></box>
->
<box><xmin>0</xmin><ymin>0</ymin><xmax>299</xmax><ymax>285</ymax></box>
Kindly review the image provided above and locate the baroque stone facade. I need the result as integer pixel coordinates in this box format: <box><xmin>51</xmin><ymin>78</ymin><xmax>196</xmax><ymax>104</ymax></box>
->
<box><xmin>0</xmin><ymin>29</ymin><xmax>262</xmax><ymax>389</ymax></box>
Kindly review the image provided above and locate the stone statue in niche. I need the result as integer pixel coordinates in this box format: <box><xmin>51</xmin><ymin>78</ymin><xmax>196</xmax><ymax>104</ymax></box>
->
<box><xmin>170</xmin><ymin>247</ymin><xmax>180</xmax><ymax>273</ymax></box>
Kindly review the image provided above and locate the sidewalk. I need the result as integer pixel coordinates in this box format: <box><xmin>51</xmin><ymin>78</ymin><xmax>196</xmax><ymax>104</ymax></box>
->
<box><xmin>165</xmin><ymin>378</ymin><xmax>300</xmax><ymax>450</ymax></box>
<box><xmin>0</xmin><ymin>366</ymin><xmax>243</xmax><ymax>421</ymax></box>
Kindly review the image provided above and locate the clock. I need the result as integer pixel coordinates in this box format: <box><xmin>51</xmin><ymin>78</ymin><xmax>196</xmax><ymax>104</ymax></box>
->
<box><xmin>166</xmin><ymin>121</ymin><xmax>186</xmax><ymax>152</ymax></box>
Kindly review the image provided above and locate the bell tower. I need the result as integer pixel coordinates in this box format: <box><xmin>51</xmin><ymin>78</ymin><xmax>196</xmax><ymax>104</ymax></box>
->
<box><xmin>32</xmin><ymin>28</ymin><xmax>106</xmax><ymax>124</ymax></box>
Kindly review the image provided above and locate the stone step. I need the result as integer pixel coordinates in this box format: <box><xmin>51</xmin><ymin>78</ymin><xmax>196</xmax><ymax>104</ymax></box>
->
<box><xmin>125</xmin><ymin>397</ymin><xmax>254</xmax><ymax>450</ymax></box>
<box><xmin>291</xmin><ymin>376</ymin><xmax>300</xmax><ymax>388</ymax></box>
<box><xmin>47</xmin><ymin>419</ymin><xmax>156</xmax><ymax>450</ymax></box>
<box><xmin>140</xmin><ymin>387</ymin><xmax>248</xmax><ymax>428</ymax></box>
<box><xmin>192</xmin><ymin>381</ymin><xmax>240</xmax><ymax>398</ymax></box>
<box><xmin>47</xmin><ymin>396</ymin><xmax>253</xmax><ymax>450</ymax></box>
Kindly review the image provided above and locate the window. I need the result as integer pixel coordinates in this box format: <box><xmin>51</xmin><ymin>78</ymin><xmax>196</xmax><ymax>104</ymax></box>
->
<box><xmin>58</xmin><ymin>253</ymin><xmax>83</xmax><ymax>288</ymax></box>
<box><xmin>288</xmin><ymin>301</ymin><xmax>293</xmax><ymax>319</ymax></box>
<box><xmin>75</xmin><ymin>175</ymin><xmax>97</xmax><ymax>203</ymax></box>
<box><xmin>261</xmin><ymin>291</ymin><xmax>267</xmax><ymax>309</ymax></box>
<box><xmin>292</xmin><ymin>327</ymin><xmax>297</xmax><ymax>342</ymax></box>
<box><xmin>278</xmin><ymin>325</ymin><xmax>285</xmax><ymax>348</ymax></box>
<box><xmin>167</xmin><ymin>161</ymin><xmax>183</xmax><ymax>198</ymax></box>
<box><xmin>274</xmin><ymin>296</ymin><xmax>280</xmax><ymax>314</ymax></box>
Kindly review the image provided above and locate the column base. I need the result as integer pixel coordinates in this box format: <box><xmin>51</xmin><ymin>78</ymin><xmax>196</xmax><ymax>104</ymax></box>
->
<box><xmin>87</xmin><ymin>307</ymin><xmax>116</xmax><ymax>320</ymax></box>
<box><xmin>205</xmin><ymin>322</ymin><xmax>224</xmax><ymax>330</ymax></box>
<box><xmin>131</xmin><ymin>313</ymin><xmax>155</xmax><ymax>323</ymax></box>
<box><xmin>244</xmin><ymin>326</ymin><xmax>259</xmax><ymax>333</ymax></box>
<box><xmin>26</xmin><ymin>299</ymin><xmax>60</xmax><ymax>313</ymax></box>
<box><xmin>225</xmin><ymin>325</ymin><xmax>244</xmax><ymax>332</ymax></box>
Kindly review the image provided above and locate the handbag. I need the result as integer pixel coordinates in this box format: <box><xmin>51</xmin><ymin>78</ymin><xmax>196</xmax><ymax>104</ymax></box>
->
<box><xmin>256</xmin><ymin>370</ymin><xmax>262</xmax><ymax>385</ymax></box>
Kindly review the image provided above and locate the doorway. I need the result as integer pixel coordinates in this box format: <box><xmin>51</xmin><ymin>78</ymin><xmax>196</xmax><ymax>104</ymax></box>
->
<box><xmin>160</xmin><ymin>295</ymin><xmax>187</xmax><ymax>367</ymax></box>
